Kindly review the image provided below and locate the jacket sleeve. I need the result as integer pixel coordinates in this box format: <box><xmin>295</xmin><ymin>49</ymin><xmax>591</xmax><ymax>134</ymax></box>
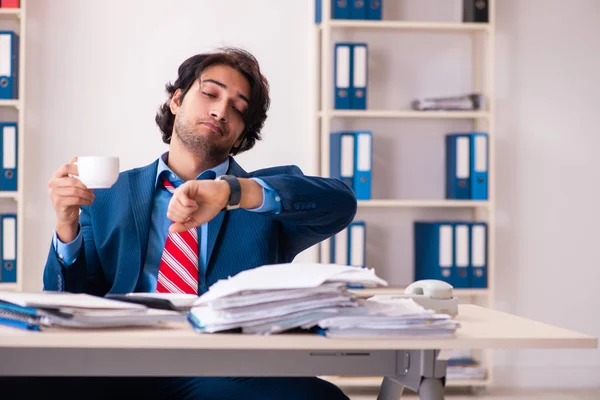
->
<box><xmin>42</xmin><ymin>205</ymin><xmax>109</xmax><ymax>295</ymax></box>
<box><xmin>254</xmin><ymin>166</ymin><xmax>357</xmax><ymax>259</ymax></box>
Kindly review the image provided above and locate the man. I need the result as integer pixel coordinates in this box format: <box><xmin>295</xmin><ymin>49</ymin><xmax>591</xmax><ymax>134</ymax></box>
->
<box><xmin>37</xmin><ymin>47</ymin><xmax>356</xmax><ymax>399</ymax></box>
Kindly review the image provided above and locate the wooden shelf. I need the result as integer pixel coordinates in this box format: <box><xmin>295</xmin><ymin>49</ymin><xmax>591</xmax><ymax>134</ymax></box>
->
<box><xmin>324</xmin><ymin>20</ymin><xmax>490</xmax><ymax>32</ymax></box>
<box><xmin>0</xmin><ymin>99</ymin><xmax>20</xmax><ymax>109</ymax></box>
<box><xmin>358</xmin><ymin>199</ymin><xmax>489</xmax><ymax>208</ymax></box>
<box><xmin>0</xmin><ymin>191</ymin><xmax>18</xmax><ymax>200</ymax></box>
<box><xmin>0</xmin><ymin>9</ymin><xmax>21</xmax><ymax>17</ymax></box>
<box><xmin>318</xmin><ymin>110</ymin><xmax>488</xmax><ymax>119</ymax></box>
<box><xmin>0</xmin><ymin>282</ymin><xmax>18</xmax><ymax>291</ymax></box>
<box><xmin>350</xmin><ymin>287</ymin><xmax>489</xmax><ymax>298</ymax></box>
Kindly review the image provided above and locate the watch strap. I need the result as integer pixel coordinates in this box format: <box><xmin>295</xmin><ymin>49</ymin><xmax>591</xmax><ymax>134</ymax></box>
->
<box><xmin>218</xmin><ymin>175</ymin><xmax>241</xmax><ymax>210</ymax></box>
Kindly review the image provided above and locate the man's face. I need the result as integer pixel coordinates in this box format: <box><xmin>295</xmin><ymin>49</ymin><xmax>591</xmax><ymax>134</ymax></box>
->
<box><xmin>170</xmin><ymin>64</ymin><xmax>250</xmax><ymax>161</ymax></box>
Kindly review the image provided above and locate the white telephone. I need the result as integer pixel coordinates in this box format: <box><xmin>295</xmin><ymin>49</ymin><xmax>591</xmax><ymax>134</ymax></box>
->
<box><xmin>371</xmin><ymin>280</ymin><xmax>459</xmax><ymax>317</ymax></box>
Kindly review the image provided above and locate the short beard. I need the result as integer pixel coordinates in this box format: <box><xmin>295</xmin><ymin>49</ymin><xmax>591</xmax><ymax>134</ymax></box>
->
<box><xmin>173</xmin><ymin>117</ymin><xmax>229</xmax><ymax>165</ymax></box>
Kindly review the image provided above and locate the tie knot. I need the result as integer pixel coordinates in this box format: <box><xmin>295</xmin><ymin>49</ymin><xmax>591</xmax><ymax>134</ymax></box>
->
<box><xmin>161</xmin><ymin>171</ymin><xmax>216</xmax><ymax>193</ymax></box>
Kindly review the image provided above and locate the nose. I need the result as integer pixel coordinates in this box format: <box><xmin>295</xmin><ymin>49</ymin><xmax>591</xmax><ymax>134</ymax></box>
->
<box><xmin>210</xmin><ymin>103</ymin><xmax>227</xmax><ymax>122</ymax></box>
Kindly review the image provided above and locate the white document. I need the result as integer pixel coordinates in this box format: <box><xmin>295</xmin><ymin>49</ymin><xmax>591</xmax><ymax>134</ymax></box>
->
<box><xmin>0</xmin><ymin>292</ymin><xmax>147</xmax><ymax>312</ymax></box>
<box><xmin>196</xmin><ymin>263</ymin><xmax>387</xmax><ymax>303</ymax></box>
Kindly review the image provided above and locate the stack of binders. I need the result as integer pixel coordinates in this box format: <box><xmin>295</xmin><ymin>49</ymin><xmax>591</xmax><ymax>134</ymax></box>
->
<box><xmin>315</xmin><ymin>0</ymin><xmax>383</xmax><ymax>23</ymax></box>
<box><xmin>330</xmin><ymin>131</ymin><xmax>372</xmax><ymax>200</ymax></box>
<box><xmin>329</xmin><ymin>221</ymin><xmax>366</xmax><ymax>269</ymax></box>
<box><xmin>445</xmin><ymin>132</ymin><xmax>488</xmax><ymax>200</ymax></box>
<box><xmin>334</xmin><ymin>42</ymin><xmax>368</xmax><ymax>110</ymax></box>
<box><xmin>413</xmin><ymin>221</ymin><xmax>488</xmax><ymax>289</ymax></box>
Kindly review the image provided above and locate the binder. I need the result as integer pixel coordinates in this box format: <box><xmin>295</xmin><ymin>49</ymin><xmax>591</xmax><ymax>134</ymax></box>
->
<box><xmin>366</xmin><ymin>0</ymin><xmax>382</xmax><ymax>20</ymax></box>
<box><xmin>0</xmin><ymin>1</ymin><xmax>20</xmax><ymax>8</ymax></box>
<box><xmin>469</xmin><ymin>222</ymin><xmax>487</xmax><ymax>288</ymax></box>
<box><xmin>353</xmin><ymin>130</ymin><xmax>372</xmax><ymax>200</ymax></box>
<box><xmin>330</xmin><ymin>132</ymin><xmax>355</xmax><ymax>189</ymax></box>
<box><xmin>0</xmin><ymin>31</ymin><xmax>18</xmax><ymax>99</ymax></box>
<box><xmin>470</xmin><ymin>132</ymin><xmax>488</xmax><ymax>200</ymax></box>
<box><xmin>349</xmin><ymin>0</ymin><xmax>367</xmax><ymax>19</ymax></box>
<box><xmin>463</xmin><ymin>0</ymin><xmax>489</xmax><ymax>23</ymax></box>
<box><xmin>0</xmin><ymin>214</ymin><xmax>16</xmax><ymax>283</ymax></box>
<box><xmin>351</xmin><ymin>43</ymin><xmax>367</xmax><ymax>109</ymax></box>
<box><xmin>315</xmin><ymin>0</ymin><xmax>322</xmax><ymax>23</ymax></box>
<box><xmin>348</xmin><ymin>221</ymin><xmax>366</xmax><ymax>268</ymax></box>
<box><xmin>453</xmin><ymin>223</ymin><xmax>470</xmax><ymax>288</ymax></box>
<box><xmin>445</xmin><ymin>133</ymin><xmax>470</xmax><ymax>199</ymax></box>
<box><xmin>414</xmin><ymin>222</ymin><xmax>454</xmax><ymax>286</ymax></box>
<box><xmin>334</xmin><ymin>43</ymin><xmax>352</xmax><ymax>109</ymax></box>
<box><xmin>330</xmin><ymin>227</ymin><xmax>348</xmax><ymax>265</ymax></box>
<box><xmin>333</xmin><ymin>0</ymin><xmax>350</xmax><ymax>19</ymax></box>
<box><xmin>0</xmin><ymin>122</ymin><xmax>17</xmax><ymax>191</ymax></box>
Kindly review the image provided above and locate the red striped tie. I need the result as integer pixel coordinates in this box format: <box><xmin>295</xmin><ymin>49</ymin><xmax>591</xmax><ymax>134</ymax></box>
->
<box><xmin>156</xmin><ymin>178</ymin><xmax>199</xmax><ymax>294</ymax></box>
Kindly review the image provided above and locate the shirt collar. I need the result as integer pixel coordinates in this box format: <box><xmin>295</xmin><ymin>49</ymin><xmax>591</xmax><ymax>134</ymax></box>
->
<box><xmin>155</xmin><ymin>151</ymin><xmax>229</xmax><ymax>188</ymax></box>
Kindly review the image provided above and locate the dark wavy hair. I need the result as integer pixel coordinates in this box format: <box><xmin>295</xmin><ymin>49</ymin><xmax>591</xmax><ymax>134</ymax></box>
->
<box><xmin>155</xmin><ymin>47</ymin><xmax>270</xmax><ymax>155</ymax></box>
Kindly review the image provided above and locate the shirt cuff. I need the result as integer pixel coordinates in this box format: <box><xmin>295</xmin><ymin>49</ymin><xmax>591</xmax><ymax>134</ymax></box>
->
<box><xmin>53</xmin><ymin>227</ymin><xmax>83</xmax><ymax>266</ymax></box>
<box><xmin>247</xmin><ymin>178</ymin><xmax>282</xmax><ymax>214</ymax></box>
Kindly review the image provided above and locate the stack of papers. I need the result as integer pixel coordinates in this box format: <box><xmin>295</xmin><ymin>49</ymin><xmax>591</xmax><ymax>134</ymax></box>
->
<box><xmin>188</xmin><ymin>263</ymin><xmax>388</xmax><ymax>334</ymax></box>
<box><xmin>315</xmin><ymin>297</ymin><xmax>460</xmax><ymax>338</ymax></box>
<box><xmin>0</xmin><ymin>291</ymin><xmax>185</xmax><ymax>330</ymax></box>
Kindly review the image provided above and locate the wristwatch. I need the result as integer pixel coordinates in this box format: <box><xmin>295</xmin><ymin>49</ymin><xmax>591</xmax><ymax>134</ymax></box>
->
<box><xmin>216</xmin><ymin>175</ymin><xmax>241</xmax><ymax>210</ymax></box>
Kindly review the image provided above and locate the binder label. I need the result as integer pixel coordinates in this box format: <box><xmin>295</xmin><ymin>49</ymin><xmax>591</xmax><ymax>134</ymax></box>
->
<box><xmin>3</xmin><ymin>217</ymin><xmax>15</xmax><ymax>260</ymax></box>
<box><xmin>356</xmin><ymin>132</ymin><xmax>371</xmax><ymax>171</ymax></box>
<box><xmin>341</xmin><ymin>134</ymin><xmax>354</xmax><ymax>177</ymax></box>
<box><xmin>350</xmin><ymin>224</ymin><xmax>364</xmax><ymax>267</ymax></box>
<box><xmin>455</xmin><ymin>225</ymin><xmax>469</xmax><ymax>267</ymax></box>
<box><xmin>336</xmin><ymin>46</ymin><xmax>350</xmax><ymax>89</ymax></box>
<box><xmin>439</xmin><ymin>225</ymin><xmax>453</xmax><ymax>267</ymax></box>
<box><xmin>335</xmin><ymin>228</ymin><xmax>348</xmax><ymax>265</ymax></box>
<box><xmin>353</xmin><ymin>45</ymin><xmax>367</xmax><ymax>88</ymax></box>
<box><xmin>475</xmin><ymin>135</ymin><xmax>487</xmax><ymax>172</ymax></box>
<box><xmin>3</xmin><ymin>125</ymin><xmax>16</xmax><ymax>169</ymax></box>
<box><xmin>472</xmin><ymin>225</ymin><xmax>486</xmax><ymax>266</ymax></box>
<box><xmin>456</xmin><ymin>137</ymin><xmax>470</xmax><ymax>178</ymax></box>
<box><xmin>0</xmin><ymin>34</ymin><xmax>11</xmax><ymax>76</ymax></box>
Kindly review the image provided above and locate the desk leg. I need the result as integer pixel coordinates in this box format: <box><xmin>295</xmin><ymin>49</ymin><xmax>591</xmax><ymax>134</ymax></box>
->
<box><xmin>377</xmin><ymin>350</ymin><xmax>446</xmax><ymax>400</ymax></box>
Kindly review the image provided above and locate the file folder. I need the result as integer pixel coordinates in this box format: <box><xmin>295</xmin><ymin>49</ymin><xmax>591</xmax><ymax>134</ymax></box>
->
<box><xmin>469</xmin><ymin>222</ymin><xmax>487</xmax><ymax>288</ymax></box>
<box><xmin>453</xmin><ymin>223</ymin><xmax>470</xmax><ymax>288</ymax></box>
<box><xmin>315</xmin><ymin>0</ymin><xmax>322</xmax><ymax>23</ymax></box>
<box><xmin>334</xmin><ymin>43</ymin><xmax>351</xmax><ymax>109</ymax></box>
<box><xmin>348</xmin><ymin>221</ymin><xmax>366</xmax><ymax>268</ymax></box>
<box><xmin>445</xmin><ymin>134</ymin><xmax>470</xmax><ymax>199</ymax></box>
<box><xmin>330</xmin><ymin>227</ymin><xmax>348</xmax><ymax>265</ymax></box>
<box><xmin>1</xmin><ymin>214</ymin><xmax>16</xmax><ymax>283</ymax></box>
<box><xmin>353</xmin><ymin>130</ymin><xmax>372</xmax><ymax>200</ymax></box>
<box><xmin>0</xmin><ymin>31</ymin><xmax>18</xmax><ymax>99</ymax></box>
<box><xmin>349</xmin><ymin>0</ymin><xmax>367</xmax><ymax>19</ymax></box>
<box><xmin>330</xmin><ymin>132</ymin><xmax>355</xmax><ymax>189</ymax></box>
<box><xmin>0</xmin><ymin>1</ymin><xmax>20</xmax><ymax>8</ymax></box>
<box><xmin>470</xmin><ymin>132</ymin><xmax>488</xmax><ymax>200</ymax></box>
<box><xmin>351</xmin><ymin>43</ymin><xmax>367</xmax><ymax>109</ymax></box>
<box><xmin>367</xmin><ymin>0</ymin><xmax>382</xmax><ymax>20</ymax></box>
<box><xmin>333</xmin><ymin>0</ymin><xmax>350</xmax><ymax>19</ymax></box>
<box><xmin>414</xmin><ymin>222</ymin><xmax>454</xmax><ymax>286</ymax></box>
<box><xmin>0</xmin><ymin>122</ymin><xmax>17</xmax><ymax>191</ymax></box>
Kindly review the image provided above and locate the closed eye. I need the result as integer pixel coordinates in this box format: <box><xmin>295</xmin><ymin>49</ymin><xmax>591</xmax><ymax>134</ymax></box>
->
<box><xmin>202</xmin><ymin>91</ymin><xmax>216</xmax><ymax>98</ymax></box>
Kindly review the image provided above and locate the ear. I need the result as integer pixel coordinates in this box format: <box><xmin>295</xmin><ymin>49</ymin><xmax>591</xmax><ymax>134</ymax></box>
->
<box><xmin>169</xmin><ymin>89</ymin><xmax>183</xmax><ymax>114</ymax></box>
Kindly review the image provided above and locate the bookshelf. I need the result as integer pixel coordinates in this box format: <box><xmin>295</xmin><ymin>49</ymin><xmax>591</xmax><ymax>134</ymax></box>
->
<box><xmin>313</xmin><ymin>0</ymin><xmax>495</xmax><ymax>392</ymax></box>
<box><xmin>0</xmin><ymin>0</ymin><xmax>25</xmax><ymax>292</ymax></box>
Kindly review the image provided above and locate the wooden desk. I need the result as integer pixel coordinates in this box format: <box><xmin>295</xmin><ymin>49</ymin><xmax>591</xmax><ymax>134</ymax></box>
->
<box><xmin>0</xmin><ymin>305</ymin><xmax>595</xmax><ymax>400</ymax></box>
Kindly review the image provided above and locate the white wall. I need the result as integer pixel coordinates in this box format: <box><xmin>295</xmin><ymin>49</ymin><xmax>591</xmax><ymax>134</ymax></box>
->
<box><xmin>22</xmin><ymin>0</ymin><xmax>600</xmax><ymax>388</ymax></box>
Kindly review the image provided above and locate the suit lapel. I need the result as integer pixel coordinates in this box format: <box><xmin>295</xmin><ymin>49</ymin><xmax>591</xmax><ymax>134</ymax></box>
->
<box><xmin>129</xmin><ymin>161</ymin><xmax>158</xmax><ymax>272</ymax></box>
<box><xmin>205</xmin><ymin>157</ymin><xmax>250</xmax><ymax>269</ymax></box>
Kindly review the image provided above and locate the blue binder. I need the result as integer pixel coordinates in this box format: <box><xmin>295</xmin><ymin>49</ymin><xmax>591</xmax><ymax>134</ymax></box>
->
<box><xmin>315</xmin><ymin>0</ymin><xmax>322</xmax><ymax>23</ymax></box>
<box><xmin>348</xmin><ymin>221</ymin><xmax>366</xmax><ymax>268</ymax></box>
<box><xmin>353</xmin><ymin>130</ymin><xmax>371</xmax><ymax>200</ymax></box>
<box><xmin>330</xmin><ymin>131</ymin><xmax>355</xmax><ymax>190</ymax></box>
<box><xmin>349</xmin><ymin>0</ymin><xmax>367</xmax><ymax>19</ymax></box>
<box><xmin>367</xmin><ymin>0</ymin><xmax>382</xmax><ymax>19</ymax></box>
<box><xmin>0</xmin><ymin>122</ymin><xmax>17</xmax><ymax>191</ymax></box>
<box><xmin>414</xmin><ymin>222</ymin><xmax>454</xmax><ymax>286</ymax></box>
<box><xmin>351</xmin><ymin>43</ymin><xmax>367</xmax><ymax>109</ymax></box>
<box><xmin>329</xmin><ymin>227</ymin><xmax>349</xmax><ymax>265</ymax></box>
<box><xmin>0</xmin><ymin>31</ymin><xmax>18</xmax><ymax>99</ymax></box>
<box><xmin>0</xmin><ymin>214</ymin><xmax>16</xmax><ymax>283</ymax></box>
<box><xmin>333</xmin><ymin>0</ymin><xmax>350</xmax><ymax>19</ymax></box>
<box><xmin>445</xmin><ymin>133</ymin><xmax>471</xmax><ymax>199</ymax></box>
<box><xmin>469</xmin><ymin>222</ymin><xmax>487</xmax><ymax>288</ymax></box>
<box><xmin>469</xmin><ymin>132</ymin><xmax>488</xmax><ymax>200</ymax></box>
<box><xmin>452</xmin><ymin>222</ymin><xmax>470</xmax><ymax>288</ymax></box>
<box><xmin>334</xmin><ymin>43</ymin><xmax>352</xmax><ymax>109</ymax></box>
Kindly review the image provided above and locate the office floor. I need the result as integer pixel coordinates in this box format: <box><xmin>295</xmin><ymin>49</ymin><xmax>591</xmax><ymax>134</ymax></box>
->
<box><xmin>344</xmin><ymin>387</ymin><xmax>600</xmax><ymax>400</ymax></box>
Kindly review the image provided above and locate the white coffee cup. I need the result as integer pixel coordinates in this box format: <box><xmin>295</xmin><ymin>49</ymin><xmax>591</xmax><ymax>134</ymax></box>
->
<box><xmin>76</xmin><ymin>156</ymin><xmax>120</xmax><ymax>189</ymax></box>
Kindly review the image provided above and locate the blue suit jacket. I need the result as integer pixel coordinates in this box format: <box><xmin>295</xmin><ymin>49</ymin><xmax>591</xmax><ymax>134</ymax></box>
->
<box><xmin>43</xmin><ymin>157</ymin><xmax>357</xmax><ymax>296</ymax></box>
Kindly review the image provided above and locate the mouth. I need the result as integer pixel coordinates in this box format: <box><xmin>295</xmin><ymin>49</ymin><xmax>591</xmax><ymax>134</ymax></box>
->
<box><xmin>202</xmin><ymin>122</ymin><xmax>224</xmax><ymax>136</ymax></box>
